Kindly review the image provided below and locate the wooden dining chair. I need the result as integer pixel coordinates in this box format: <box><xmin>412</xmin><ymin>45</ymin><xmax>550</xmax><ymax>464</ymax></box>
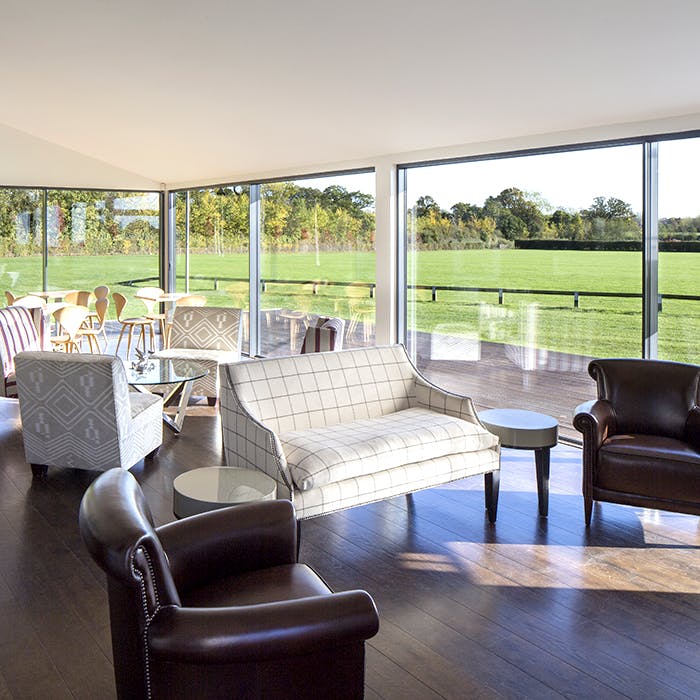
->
<box><xmin>79</xmin><ymin>297</ymin><xmax>110</xmax><ymax>353</ymax></box>
<box><xmin>113</xmin><ymin>292</ymin><xmax>155</xmax><ymax>359</ymax></box>
<box><xmin>50</xmin><ymin>304</ymin><xmax>89</xmax><ymax>353</ymax></box>
<box><xmin>5</xmin><ymin>290</ymin><xmax>17</xmax><ymax>306</ymax></box>
<box><xmin>135</xmin><ymin>286</ymin><xmax>167</xmax><ymax>344</ymax></box>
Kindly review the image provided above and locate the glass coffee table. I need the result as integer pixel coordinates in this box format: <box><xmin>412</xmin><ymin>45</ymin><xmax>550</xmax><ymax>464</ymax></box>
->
<box><xmin>124</xmin><ymin>358</ymin><xmax>208</xmax><ymax>433</ymax></box>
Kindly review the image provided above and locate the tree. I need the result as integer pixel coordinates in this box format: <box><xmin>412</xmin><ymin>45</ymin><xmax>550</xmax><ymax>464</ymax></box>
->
<box><xmin>414</xmin><ymin>195</ymin><xmax>442</xmax><ymax>219</ymax></box>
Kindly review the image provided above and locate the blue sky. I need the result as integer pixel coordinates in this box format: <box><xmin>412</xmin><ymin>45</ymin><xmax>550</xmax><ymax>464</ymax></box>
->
<box><xmin>297</xmin><ymin>137</ymin><xmax>700</xmax><ymax>219</ymax></box>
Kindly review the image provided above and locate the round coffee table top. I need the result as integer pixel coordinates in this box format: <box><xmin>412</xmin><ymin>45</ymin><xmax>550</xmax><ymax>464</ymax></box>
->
<box><xmin>173</xmin><ymin>466</ymin><xmax>277</xmax><ymax>518</ymax></box>
<box><xmin>479</xmin><ymin>408</ymin><xmax>558</xmax><ymax>449</ymax></box>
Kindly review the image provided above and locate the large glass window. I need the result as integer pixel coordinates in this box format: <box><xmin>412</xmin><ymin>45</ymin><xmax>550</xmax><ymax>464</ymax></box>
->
<box><xmin>403</xmin><ymin>146</ymin><xmax>642</xmax><ymax>439</ymax></box>
<box><xmin>259</xmin><ymin>172</ymin><xmax>376</xmax><ymax>357</ymax></box>
<box><xmin>657</xmin><ymin>137</ymin><xmax>700</xmax><ymax>364</ymax></box>
<box><xmin>174</xmin><ymin>187</ymin><xmax>250</xmax><ymax>353</ymax></box>
<box><xmin>46</xmin><ymin>190</ymin><xmax>160</xmax><ymax>316</ymax></box>
<box><xmin>0</xmin><ymin>187</ymin><xmax>43</xmax><ymax>295</ymax></box>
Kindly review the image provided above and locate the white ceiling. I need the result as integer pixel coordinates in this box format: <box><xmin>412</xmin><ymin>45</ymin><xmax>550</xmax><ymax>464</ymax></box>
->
<box><xmin>2</xmin><ymin>0</ymin><xmax>700</xmax><ymax>189</ymax></box>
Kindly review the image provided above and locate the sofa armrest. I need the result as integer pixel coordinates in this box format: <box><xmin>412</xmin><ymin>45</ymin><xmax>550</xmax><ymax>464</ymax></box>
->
<box><xmin>148</xmin><ymin>590</ymin><xmax>379</xmax><ymax>664</ymax></box>
<box><xmin>156</xmin><ymin>499</ymin><xmax>297</xmax><ymax>593</ymax></box>
<box><xmin>219</xmin><ymin>364</ymin><xmax>294</xmax><ymax>498</ymax></box>
<box><xmin>414</xmin><ymin>376</ymin><xmax>480</xmax><ymax>424</ymax></box>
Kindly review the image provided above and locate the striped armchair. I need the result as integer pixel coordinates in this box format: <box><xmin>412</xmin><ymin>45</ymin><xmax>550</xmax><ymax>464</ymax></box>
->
<box><xmin>0</xmin><ymin>305</ymin><xmax>41</xmax><ymax>398</ymax></box>
<box><xmin>220</xmin><ymin>344</ymin><xmax>501</xmax><ymax>521</ymax></box>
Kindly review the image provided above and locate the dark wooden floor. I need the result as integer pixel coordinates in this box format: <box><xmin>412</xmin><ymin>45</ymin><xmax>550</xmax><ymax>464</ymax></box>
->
<box><xmin>1</xmin><ymin>397</ymin><xmax>699</xmax><ymax>699</ymax></box>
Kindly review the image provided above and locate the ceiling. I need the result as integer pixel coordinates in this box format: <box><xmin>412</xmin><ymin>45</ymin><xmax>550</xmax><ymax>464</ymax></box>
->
<box><xmin>2</xmin><ymin>0</ymin><xmax>700</xmax><ymax>188</ymax></box>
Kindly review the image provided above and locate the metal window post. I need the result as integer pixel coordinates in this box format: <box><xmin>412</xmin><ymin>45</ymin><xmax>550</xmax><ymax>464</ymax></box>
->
<box><xmin>643</xmin><ymin>142</ymin><xmax>659</xmax><ymax>359</ymax></box>
<box><xmin>41</xmin><ymin>188</ymin><xmax>48</xmax><ymax>290</ymax></box>
<box><xmin>249</xmin><ymin>184</ymin><xmax>261</xmax><ymax>357</ymax></box>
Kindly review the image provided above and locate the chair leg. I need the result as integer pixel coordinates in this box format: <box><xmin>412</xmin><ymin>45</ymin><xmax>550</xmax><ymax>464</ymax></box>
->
<box><xmin>31</xmin><ymin>464</ymin><xmax>48</xmax><ymax>478</ymax></box>
<box><xmin>484</xmin><ymin>470</ymin><xmax>500</xmax><ymax>524</ymax></box>
<box><xmin>584</xmin><ymin>496</ymin><xmax>593</xmax><ymax>526</ymax></box>
<box><xmin>115</xmin><ymin>324</ymin><xmax>128</xmax><ymax>355</ymax></box>
<box><xmin>207</xmin><ymin>397</ymin><xmax>217</xmax><ymax>407</ymax></box>
<box><xmin>146</xmin><ymin>446</ymin><xmax>159</xmax><ymax>460</ymax></box>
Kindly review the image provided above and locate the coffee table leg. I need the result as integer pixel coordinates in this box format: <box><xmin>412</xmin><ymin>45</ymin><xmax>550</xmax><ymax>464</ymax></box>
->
<box><xmin>534</xmin><ymin>447</ymin><xmax>550</xmax><ymax>517</ymax></box>
<box><xmin>163</xmin><ymin>380</ymin><xmax>194</xmax><ymax>433</ymax></box>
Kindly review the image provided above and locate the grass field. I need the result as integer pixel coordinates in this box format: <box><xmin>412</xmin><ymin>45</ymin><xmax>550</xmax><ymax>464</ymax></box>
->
<box><xmin>3</xmin><ymin>249</ymin><xmax>699</xmax><ymax>362</ymax></box>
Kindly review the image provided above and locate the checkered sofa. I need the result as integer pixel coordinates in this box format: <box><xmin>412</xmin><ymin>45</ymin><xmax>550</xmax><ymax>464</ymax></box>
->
<box><xmin>220</xmin><ymin>344</ymin><xmax>501</xmax><ymax>520</ymax></box>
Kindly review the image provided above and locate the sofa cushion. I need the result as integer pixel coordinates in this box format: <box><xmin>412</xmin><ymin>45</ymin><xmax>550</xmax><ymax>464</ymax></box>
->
<box><xmin>282</xmin><ymin>406</ymin><xmax>498</xmax><ymax>491</ymax></box>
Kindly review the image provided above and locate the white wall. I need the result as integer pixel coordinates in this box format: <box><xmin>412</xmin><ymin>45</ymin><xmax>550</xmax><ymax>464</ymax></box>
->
<box><xmin>0</xmin><ymin>122</ymin><xmax>160</xmax><ymax>191</ymax></box>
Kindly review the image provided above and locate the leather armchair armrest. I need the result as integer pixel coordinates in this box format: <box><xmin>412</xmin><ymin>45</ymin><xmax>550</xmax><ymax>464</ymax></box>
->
<box><xmin>573</xmin><ymin>399</ymin><xmax>616</xmax><ymax>449</ymax></box>
<box><xmin>685</xmin><ymin>406</ymin><xmax>700</xmax><ymax>452</ymax></box>
<box><xmin>156</xmin><ymin>499</ymin><xmax>297</xmax><ymax>593</ymax></box>
<box><xmin>149</xmin><ymin>590</ymin><xmax>380</xmax><ymax>663</ymax></box>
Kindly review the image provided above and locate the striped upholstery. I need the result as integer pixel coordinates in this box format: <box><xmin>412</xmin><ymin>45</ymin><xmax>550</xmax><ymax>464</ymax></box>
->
<box><xmin>300</xmin><ymin>316</ymin><xmax>345</xmax><ymax>353</ymax></box>
<box><xmin>0</xmin><ymin>306</ymin><xmax>40</xmax><ymax>398</ymax></box>
<box><xmin>220</xmin><ymin>344</ymin><xmax>500</xmax><ymax>520</ymax></box>
<box><xmin>154</xmin><ymin>306</ymin><xmax>242</xmax><ymax>398</ymax></box>
<box><xmin>14</xmin><ymin>351</ymin><xmax>162</xmax><ymax>472</ymax></box>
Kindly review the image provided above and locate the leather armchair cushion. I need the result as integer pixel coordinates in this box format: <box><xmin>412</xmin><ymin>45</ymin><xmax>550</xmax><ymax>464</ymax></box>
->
<box><xmin>181</xmin><ymin>563</ymin><xmax>330</xmax><ymax>608</ymax></box>
<box><xmin>598</xmin><ymin>434</ymin><xmax>700</xmax><ymax>501</ymax></box>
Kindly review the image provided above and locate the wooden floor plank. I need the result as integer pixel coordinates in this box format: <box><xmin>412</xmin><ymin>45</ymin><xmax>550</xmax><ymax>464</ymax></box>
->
<box><xmin>1</xmin><ymin>397</ymin><xmax>699</xmax><ymax>699</ymax></box>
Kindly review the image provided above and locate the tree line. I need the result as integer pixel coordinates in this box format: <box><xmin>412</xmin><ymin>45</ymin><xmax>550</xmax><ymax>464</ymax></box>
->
<box><xmin>2</xmin><ymin>183</ymin><xmax>699</xmax><ymax>257</ymax></box>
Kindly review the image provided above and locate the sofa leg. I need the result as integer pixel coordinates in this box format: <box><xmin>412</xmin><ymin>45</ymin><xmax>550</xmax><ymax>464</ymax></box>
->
<box><xmin>31</xmin><ymin>464</ymin><xmax>48</xmax><ymax>478</ymax></box>
<box><xmin>584</xmin><ymin>496</ymin><xmax>593</xmax><ymax>526</ymax></box>
<box><xmin>484</xmin><ymin>470</ymin><xmax>500</xmax><ymax>524</ymax></box>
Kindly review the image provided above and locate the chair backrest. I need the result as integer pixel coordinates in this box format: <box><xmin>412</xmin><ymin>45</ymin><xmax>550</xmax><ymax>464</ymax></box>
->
<box><xmin>54</xmin><ymin>304</ymin><xmax>89</xmax><ymax>341</ymax></box>
<box><xmin>0</xmin><ymin>306</ymin><xmax>40</xmax><ymax>396</ymax></box>
<box><xmin>300</xmin><ymin>316</ymin><xmax>345</xmax><ymax>353</ymax></box>
<box><xmin>93</xmin><ymin>285</ymin><xmax>110</xmax><ymax>300</ymax></box>
<box><xmin>79</xmin><ymin>469</ymin><xmax>180</xmax><ymax>700</ymax></box>
<box><xmin>222</xmin><ymin>344</ymin><xmax>417</xmax><ymax>434</ymax></box>
<box><xmin>5</xmin><ymin>290</ymin><xmax>16</xmax><ymax>306</ymax></box>
<box><xmin>92</xmin><ymin>297</ymin><xmax>109</xmax><ymax>327</ymax></box>
<box><xmin>12</xmin><ymin>295</ymin><xmax>45</xmax><ymax>309</ymax></box>
<box><xmin>14</xmin><ymin>351</ymin><xmax>136</xmax><ymax>467</ymax></box>
<box><xmin>168</xmin><ymin>306</ymin><xmax>242</xmax><ymax>352</ymax></box>
<box><xmin>112</xmin><ymin>292</ymin><xmax>129</xmax><ymax>320</ymax></box>
<box><xmin>135</xmin><ymin>287</ymin><xmax>164</xmax><ymax>314</ymax></box>
<box><xmin>175</xmin><ymin>294</ymin><xmax>207</xmax><ymax>307</ymax></box>
<box><xmin>64</xmin><ymin>290</ymin><xmax>94</xmax><ymax>307</ymax></box>
<box><xmin>589</xmin><ymin>358</ymin><xmax>700</xmax><ymax>438</ymax></box>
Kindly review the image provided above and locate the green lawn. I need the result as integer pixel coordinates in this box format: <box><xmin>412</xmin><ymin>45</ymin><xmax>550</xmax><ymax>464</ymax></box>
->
<box><xmin>3</xmin><ymin>249</ymin><xmax>700</xmax><ymax>362</ymax></box>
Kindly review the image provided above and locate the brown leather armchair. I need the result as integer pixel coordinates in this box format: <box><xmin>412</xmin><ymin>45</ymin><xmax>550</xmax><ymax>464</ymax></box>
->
<box><xmin>573</xmin><ymin>358</ymin><xmax>700</xmax><ymax>525</ymax></box>
<box><xmin>79</xmin><ymin>470</ymin><xmax>379</xmax><ymax>700</ymax></box>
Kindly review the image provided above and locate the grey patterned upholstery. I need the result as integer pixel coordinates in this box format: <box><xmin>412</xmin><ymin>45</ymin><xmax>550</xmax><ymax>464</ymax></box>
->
<box><xmin>15</xmin><ymin>351</ymin><xmax>162</xmax><ymax>472</ymax></box>
<box><xmin>154</xmin><ymin>306</ymin><xmax>242</xmax><ymax>399</ymax></box>
<box><xmin>220</xmin><ymin>344</ymin><xmax>501</xmax><ymax>520</ymax></box>
<box><xmin>0</xmin><ymin>306</ymin><xmax>41</xmax><ymax>398</ymax></box>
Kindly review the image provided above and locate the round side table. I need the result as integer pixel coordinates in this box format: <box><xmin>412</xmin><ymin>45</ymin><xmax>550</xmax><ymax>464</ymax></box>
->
<box><xmin>479</xmin><ymin>408</ymin><xmax>558</xmax><ymax>517</ymax></box>
<box><xmin>173</xmin><ymin>467</ymin><xmax>277</xmax><ymax>518</ymax></box>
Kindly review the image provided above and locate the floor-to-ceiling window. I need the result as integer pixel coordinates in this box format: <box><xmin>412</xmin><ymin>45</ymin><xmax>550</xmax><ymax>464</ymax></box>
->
<box><xmin>1</xmin><ymin>187</ymin><xmax>160</xmax><ymax>313</ymax></box>
<box><xmin>400</xmin><ymin>145</ymin><xmax>643</xmax><ymax>438</ymax></box>
<box><xmin>259</xmin><ymin>172</ymin><xmax>376</xmax><ymax>356</ymax></box>
<box><xmin>657</xmin><ymin>136</ymin><xmax>700</xmax><ymax>364</ymax></box>
<box><xmin>47</xmin><ymin>190</ymin><xmax>160</xmax><ymax>313</ymax></box>
<box><xmin>174</xmin><ymin>186</ymin><xmax>250</xmax><ymax>353</ymax></box>
<box><xmin>0</xmin><ymin>187</ymin><xmax>43</xmax><ymax>295</ymax></box>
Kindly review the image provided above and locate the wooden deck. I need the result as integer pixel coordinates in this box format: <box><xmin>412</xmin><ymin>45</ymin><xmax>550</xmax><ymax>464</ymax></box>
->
<box><xmin>0</xmin><ymin>397</ymin><xmax>698</xmax><ymax>699</ymax></box>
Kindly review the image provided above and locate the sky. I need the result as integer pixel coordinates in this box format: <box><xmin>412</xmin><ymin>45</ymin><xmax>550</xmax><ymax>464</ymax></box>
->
<box><xmin>296</xmin><ymin>137</ymin><xmax>700</xmax><ymax>219</ymax></box>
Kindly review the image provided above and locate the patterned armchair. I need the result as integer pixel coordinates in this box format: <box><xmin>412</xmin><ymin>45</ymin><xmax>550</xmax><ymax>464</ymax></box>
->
<box><xmin>14</xmin><ymin>351</ymin><xmax>162</xmax><ymax>475</ymax></box>
<box><xmin>0</xmin><ymin>305</ymin><xmax>41</xmax><ymax>398</ymax></box>
<box><xmin>153</xmin><ymin>306</ymin><xmax>243</xmax><ymax>405</ymax></box>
